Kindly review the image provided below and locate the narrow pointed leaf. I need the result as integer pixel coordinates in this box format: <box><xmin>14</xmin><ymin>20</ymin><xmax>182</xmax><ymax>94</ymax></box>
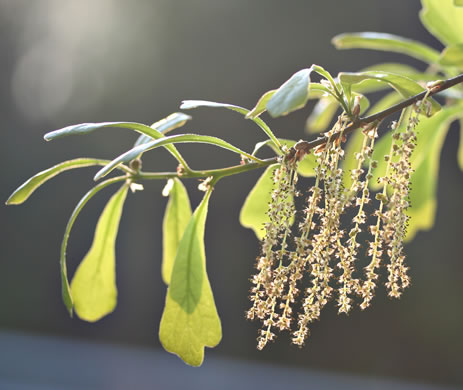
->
<box><xmin>180</xmin><ymin>100</ymin><xmax>281</xmax><ymax>149</ymax></box>
<box><xmin>162</xmin><ymin>178</ymin><xmax>192</xmax><ymax>285</ymax></box>
<box><xmin>266</xmin><ymin>68</ymin><xmax>312</xmax><ymax>117</ymax></box>
<box><xmin>159</xmin><ymin>189</ymin><xmax>221</xmax><ymax>366</ymax></box>
<box><xmin>59</xmin><ymin>176</ymin><xmax>127</xmax><ymax>316</ymax></box>
<box><xmin>134</xmin><ymin>112</ymin><xmax>192</xmax><ymax>147</ymax></box>
<box><xmin>70</xmin><ymin>184</ymin><xmax>129</xmax><ymax>322</ymax></box>
<box><xmin>6</xmin><ymin>158</ymin><xmax>124</xmax><ymax>205</ymax></box>
<box><xmin>44</xmin><ymin>122</ymin><xmax>164</xmax><ymax>141</ymax></box>
<box><xmin>338</xmin><ymin>71</ymin><xmax>441</xmax><ymax>116</ymax></box>
<box><xmin>420</xmin><ymin>0</ymin><xmax>463</xmax><ymax>46</ymax></box>
<box><xmin>94</xmin><ymin>134</ymin><xmax>262</xmax><ymax>181</ymax></box>
<box><xmin>240</xmin><ymin>164</ymin><xmax>279</xmax><ymax>239</ymax></box>
<box><xmin>332</xmin><ymin>32</ymin><xmax>440</xmax><ymax>64</ymax></box>
<box><xmin>44</xmin><ymin>121</ymin><xmax>189</xmax><ymax>169</ymax></box>
<box><xmin>438</xmin><ymin>44</ymin><xmax>463</xmax><ymax>67</ymax></box>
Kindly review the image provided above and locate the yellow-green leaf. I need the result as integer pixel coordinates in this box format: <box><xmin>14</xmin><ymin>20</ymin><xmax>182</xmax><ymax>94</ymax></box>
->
<box><xmin>159</xmin><ymin>189</ymin><xmax>221</xmax><ymax>366</ymax></box>
<box><xmin>6</xmin><ymin>158</ymin><xmax>123</xmax><ymax>205</ymax></box>
<box><xmin>455</xmin><ymin>0</ymin><xmax>463</xmax><ymax>6</ymax></box>
<box><xmin>332</xmin><ymin>32</ymin><xmax>440</xmax><ymax>64</ymax></box>
<box><xmin>240</xmin><ymin>164</ymin><xmax>279</xmax><ymax>239</ymax></box>
<box><xmin>305</xmin><ymin>97</ymin><xmax>339</xmax><ymax>134</ymax></box>
<box><xmin>420</xmin><ymin>0</ymin><xmax>463</xmax><ymax>46</ymax></box>
<box><xmin>439</xmin><ymin>44</ymin><xmax>463</xmax><ymax>67</ymax></box>
<box><xmin>70</xmin><ymin>184</ymin><xmax>129</xmax><ymax>322</ymax></box>
<box><xmin>246</xmin><ymin>90</ymin><xmax>277</xmax><ymax>119</ymax></box>
<box><xmin>162</xmin><ymin>178</ymin><xmax>192</xmax><ymax>285</ymax></box>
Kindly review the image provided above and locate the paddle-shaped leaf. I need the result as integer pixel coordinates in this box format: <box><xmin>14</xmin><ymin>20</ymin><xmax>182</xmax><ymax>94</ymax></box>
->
<box><xmin>266</xmin><ymin>68</ymin><xmax>312</xmax><ymax>117</ymax></box>
<box><xmin>59</xmin><ymin>176</ymin><xmax>127</xmax><ymax>316</ymax></box>
<box><xmin>5</xmin><ymin>158</ymin><xmax>124</xmax><ymax>205</ymax></box>
<box><xmin>94</xmin><ymin>134</ymin><xmax>262</xmax><ymax>181</ymax></box>
<box><xmin>159</xmin><ymin>189</ymin><xmax>221</xmax><ymax>366</ymax></box>
<box><xmin>162</xmin><ymin>178</ymin><xmax>192</xmax><ymax>285</ymax></box>
<box><xmin>134</xmin><ymin>112</ymin><xmax>192</xmax><ymax>147</ymax></box>
<box><xmin>420</xmin><ymin>0</ymin><xmax>463</xmax><ymax>46</ymax></box>
<box><xmin>338</xmin><ymin>71</ymin><xmax>441</xmax><ymax>116</ymax></box>
<box><xmin>70</xmin><ymin>183</ymin><xmax>129</xmax><ymax>322</ymax></box>
<box><xmin>332</xmin><ymin>32</ymin><xmax>440</xmax><ymax>64</ymax></box>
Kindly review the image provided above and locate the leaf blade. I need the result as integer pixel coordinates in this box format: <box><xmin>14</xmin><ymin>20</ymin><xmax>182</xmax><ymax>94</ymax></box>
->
<box><xmin>159</xmin><ymin>189</ymin><xmax>221</xmax><ymax>366</ymax></box>
<box><xmin>266</xmin><ymin>68</ymin><xmax>312</xmax><ymax>117</ymax></box>
<box><xmin>6</xmin><ymin>158</ymin><xmax>120</xmax><ymax>205</ymax></box>
<box><xmin>332</xmin><ymin>32</ymin><xmax>440</xmax><ymax>64</ymax></box>
<box><xmin>162</xmin><ymin>178</ymin><xmax>192</xmax><ymax>285</ymax></box>
<box><xmin>70</xmin><ymin>184</ymin><xmax>129</xmax><ymax>322</ymax></box>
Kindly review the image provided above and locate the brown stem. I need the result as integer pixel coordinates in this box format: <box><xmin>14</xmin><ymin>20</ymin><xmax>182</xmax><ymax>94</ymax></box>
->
<box><xmin>296</xmin><ymin>73</ymin><xmax>463</xmax><ymax>154</ymax></box>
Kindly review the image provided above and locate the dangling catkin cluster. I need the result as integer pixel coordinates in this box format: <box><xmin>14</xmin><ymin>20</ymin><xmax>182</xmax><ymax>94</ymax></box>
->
<box><xmin>248</xmin><ymin>101</ymin><xmax>426</xmax><ymax>349</ymax></box>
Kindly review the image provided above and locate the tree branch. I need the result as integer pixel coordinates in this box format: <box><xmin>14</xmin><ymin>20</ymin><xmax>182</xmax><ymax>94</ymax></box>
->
<box><xmin>296</xmin><ymin>73</ymin><xmax>463</xmax><ymax>153</ymax></box>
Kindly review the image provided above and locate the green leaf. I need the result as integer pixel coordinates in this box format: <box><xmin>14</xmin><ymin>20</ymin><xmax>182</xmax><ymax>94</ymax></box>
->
<box><xmin>44</xmin><ymin>122</ymin><xmax>165</xmax><ymax>141</ymax></box>
<box><xmin>455</xmin><ymin>0</ymin><xmax>463</xmax><ymax>6</ymax></box>
<box><xmin>240</xmin><ymin>164</ymin><xmax>279</xmax><ymax>239</ymax></box>
<box><xmin>159</xmin><ymin>189</ymin><xmax>221</xmax><ymax>366</ymax></box>
<box><xmin>59</xmin><ymin>176</ymin><xmax>127</xmax><ymax>316</ymax></box>
<box><xmin>305</xmin><ymin>97</ymin><xmax>339</xmax><ymax>134</ymax></box>
<box><xmin>439</xmin><ymin>44</ymin><xmax>463</xmax><ymax>67</ymax></box>
<box><xmin>94</xmin><ymin>134</ymin><xmax>262</xmax><ymax>181</ymax></box>
<box><xmin>332</xmin><ymin>32</ymin><xmax>440</xmax><ymax>64</ymax></box>
<box><xmin>70</xmin><ymin>184</ymin><xmax>129</xmax><ymax>321</ymax></box>
<box><xmin>134</xmin><ymin>112</ymin><xmax>192</xmax><ymax>147</ymax></box>
<box><xmin>5</xmin><ymin>158</ymin><xmax>124</xmax><ymax>205</ymax></box>
<box><xmin>44</xmin><ymin>121</ymin><xmax>190</xmax><ymax>171</ymax></box>
<box><xmin>338</xmin><ymin>71</ymin><xmax>441</xmax><ymax>116</ymax></box>
<box><xmin>246</xmin><ymin>90</ymin><xmax>277</xmax><ymax>119</ymax></box>
<box><xmin>180</xmin><ymin>100</ymin><xmax>281</xmax><ymax>149</ymax></box>
<box><xmin>162</xmin><ymin>178</ymin><xmax>192</xmax><ymax>285</ymax></box>
<box><xmin>266</xmin><ymin>68</ymin><xmax>312</xmax><ymax>117</ymax></box>
<box><xmin>420</xmin><ymin>0</ymin><xmax>463</xmax><ymax>46</ymax></box>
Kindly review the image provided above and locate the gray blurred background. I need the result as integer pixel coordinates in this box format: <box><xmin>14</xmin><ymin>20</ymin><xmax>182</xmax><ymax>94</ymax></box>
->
<box><xmin>1</xmin><ymin>0</ymin><xmax>462</xmax><ymax>388</ymax></box>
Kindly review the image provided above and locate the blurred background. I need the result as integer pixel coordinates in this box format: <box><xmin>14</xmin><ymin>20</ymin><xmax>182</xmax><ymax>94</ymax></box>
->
<box><xmin>1</xmin><ymin>0</ymin><xmax>462</xmax><ymax>388</ymax></box>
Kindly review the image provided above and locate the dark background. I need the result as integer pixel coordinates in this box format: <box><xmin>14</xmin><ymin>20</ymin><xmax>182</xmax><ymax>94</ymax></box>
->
<box><xmin>1</xmin><ymin>0</ymin><xmax>462</xmax><ymax>388</ymax></box>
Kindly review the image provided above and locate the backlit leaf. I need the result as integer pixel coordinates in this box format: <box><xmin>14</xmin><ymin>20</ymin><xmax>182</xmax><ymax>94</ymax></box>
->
<box><xmin>339</xmin><ymin>71</ymin><xmax>441</xmax><ymax>116</ymax></box>
<box><xmin>5</xmin><ymin>158</ymin><xmax>124</xmax><ymax>205</ymax></box>
<box><xmin>240</xmin><ymin>164</ymin><xmax>279</xmax><ymax>239</ymax></box>
<box><xmin>305</xmin><ymin>97</ymin><xmax>339</xmax><ymax>134</ymax></box>
<box><xmin>159</xmin><ymin>189</ymin><xmax>221</xmax><ymax>366</ymax></box>
<box><xmin>59</xmin><ymin>176</ymin><xmax>127</xmax><ymax>316</ymax></box>
<box><xmin>134</xmin><ymin>112</ymin><xmax>192</xmax><ymax>147</ymax></box>
<box><xmin>266</xmin><ymin>68</ymin><xmax>312</xmax><ymax>117</ymax></box>
<box><xmin>420</xmin><ymin>0</ymin><xmax>463</xmax><ymax>46</ymax></box>
<box><xmin>438</xmin><ymin>44</ymin><xmax>463</xmax><ymax>67</ymax></box>
<box><xmin>94</xmin><ymin>133</ymin><xmax>262</xmax><ymax>181</ymax></box>
<box><xmin>246</xmin><ymin>90</ymin><xmax>276</xmax><ymax>119</ymax></box>
<box><xmin>162</xmin><ymin>178</ymin><xmax>192</xmax><ymax>285</ymax></box>
<box><xmin>332</xmin><ymin>32</ymin><xmax>440</xmax><ymax>64</ymax></box>
<box><xmin>70</xmin><ymin>184</ymin><xmax>129</xmax><ymax>322</ymax></box>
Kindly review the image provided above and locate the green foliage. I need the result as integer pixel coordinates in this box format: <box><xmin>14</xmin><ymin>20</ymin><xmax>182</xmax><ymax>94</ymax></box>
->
<box><xmin>71</xmin><ymin>184</ymin><xmax>129</xmax><ymax>321</ymax></box>
<box><xmin>6</xmin><ymin>0</ymin><xmax>463</xmax><ymax>367</ymax></box>
<box><xmin>162</xmin><ymin>178</ymin><xmax>192</xmax><ymax>285</ymax></box>
<box><xmin>159</xmin><ymin>189</ymin><xmax>221</xmax><ymax>366</ymax></box>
